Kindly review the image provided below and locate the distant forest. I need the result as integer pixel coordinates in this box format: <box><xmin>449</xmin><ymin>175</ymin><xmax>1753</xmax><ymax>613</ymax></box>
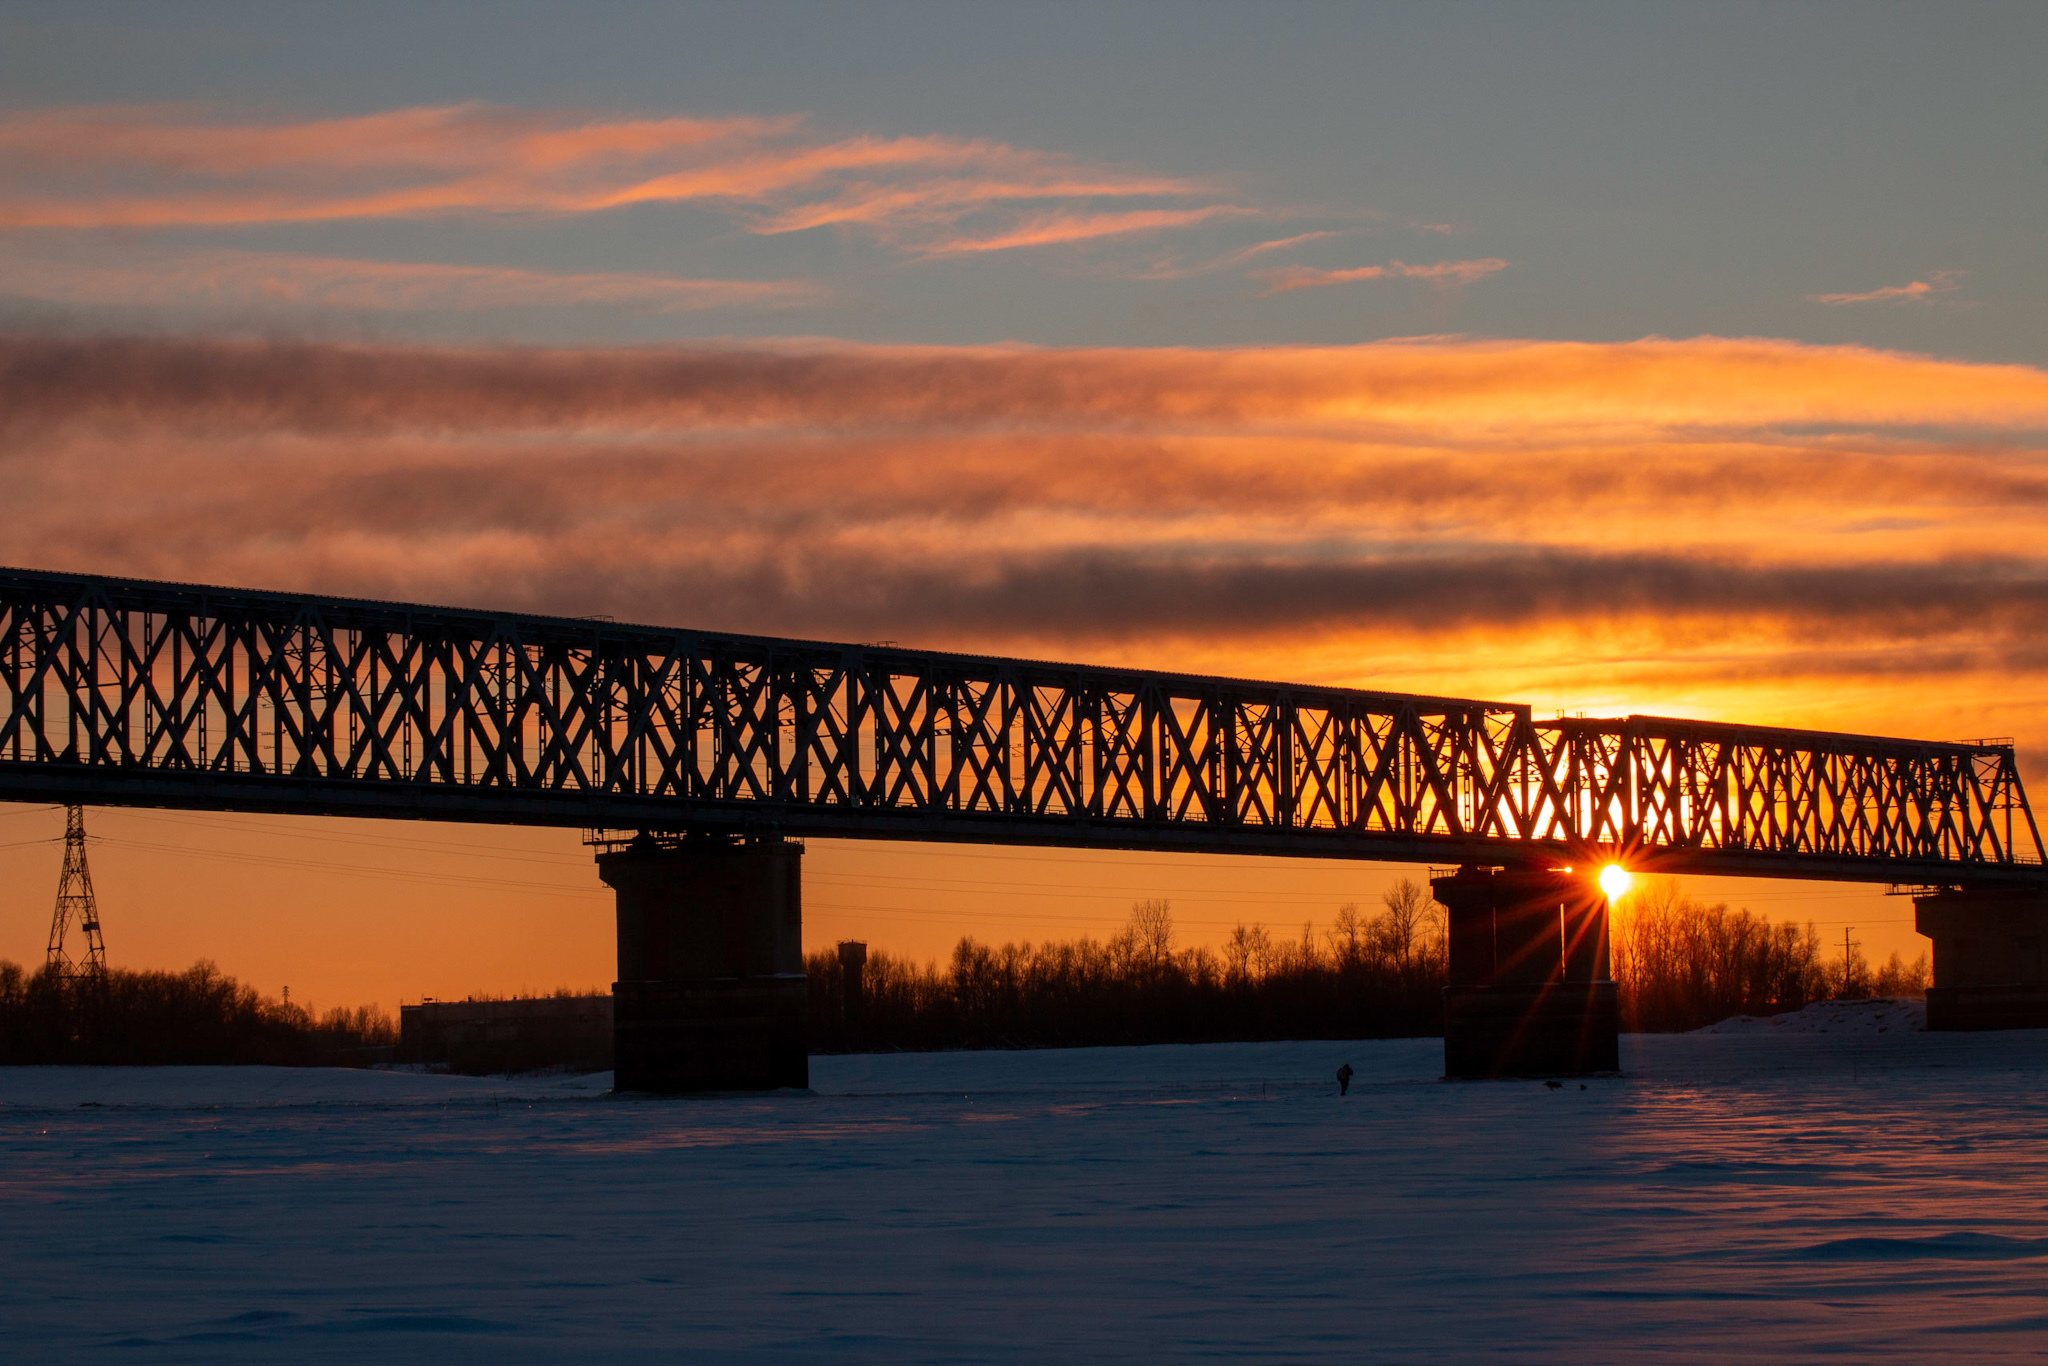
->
<box><xmin>1</xmin><ymin>878</ymin><xmax>1927</xmax><ymax>1067</ymax></box>
<box><xmin>0</xmin><ymin>959</ymin><xmax>395</xmax><ymax>1066</ymax></box>
<box><xmin>812</xmin><ymin>885</ymin><xmax>1446</xmax><ymax>1054</ymax></box>
<box><xmin>807</xmin><ymin>877</ymin><xmax>1930</xmax><ymax>1052</ymax></box>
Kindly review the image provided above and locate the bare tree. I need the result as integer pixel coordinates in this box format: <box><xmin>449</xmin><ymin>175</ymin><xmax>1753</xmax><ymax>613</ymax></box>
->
<box><xmin>1223</xmin><ymin>922</ymin><xmax>1274</xmax><ymax>986</ymax></box>
<box><xmin>1297</xmin><ymin>919</ymin><xmax>1321</xmax><ymax>971</ymax></box>
<box><xmin>1247</xmin><ymin>923</ymin><xmax>1276</xmax><ymax>979</ymax></box>
<box><xmin>1129</xmin><ymin>898</ymin><xmax>1174</xmax><ymax>972</ymax></box>
<box><xmin>1329</xmin><ymin>902</ymin><xmax>1364</xmax><ymax>968</ymax></box>
<box><xmin>1379</xmin><ymin>877</ymin><xmax>1433</xmax><ymax>972</ymax></box>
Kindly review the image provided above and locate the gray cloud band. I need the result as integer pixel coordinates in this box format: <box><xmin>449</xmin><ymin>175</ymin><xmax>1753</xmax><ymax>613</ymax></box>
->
<box><xmin>8</xmin><ymin>332</ymin><xmax>2048</xmax><ymax>436</ymax></box>
<box><xmin>2</xmin><ymin>328</ymin><xmax>2043</xmax><ymax>669</ymax></box>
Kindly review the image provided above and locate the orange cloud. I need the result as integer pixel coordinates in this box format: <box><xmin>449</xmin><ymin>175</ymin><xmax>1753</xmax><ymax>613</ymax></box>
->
<box><xmin>0</xmin><ymin>104</ymin><xmax>789</xmax><ymax>173</ymax></box>
<box><xmin>1254</xmin><ymin>258</ymin><xmax>1509</xmax><ymax>296</ymax></box>
<box><xmin>5</xmin><ymin>329</ymin><xmax>2047</xmax><ymax>772</ymax></box>
<box><xmin>0</xmin><ymin>104</ymin><xmax>1228</xmax><ymax>258</ymax></box>
<box><xmin>0</xmin><ymin>248</ymin><xmax>820</xmax><ymax>312</ymax></box>
<box><xmin>18</xmin><ymin>325</ymin><xmax>2038</xmax><ymax>1000</ymax></box>
<box><xmin>1809</xmin><ymin>270</ymin><xmax>1962</xmax><ymax>306</ymax></box>
<box><xmin>919</xmin><ymin>206</ymin><xmax>1255</xmax><ymax>255</ymax></box>
<box><xmin>14</xmin><ymin>333</ymin><xmax>2045</xmax><ymax>440</ymax></box>
<box><xmin>1126</xmin><ymin>232</ymin><xmax>1344</xmax><ymax>280</ymax></box>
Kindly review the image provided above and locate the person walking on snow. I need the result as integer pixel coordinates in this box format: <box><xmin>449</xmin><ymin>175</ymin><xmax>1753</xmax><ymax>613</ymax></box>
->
<box><xmin>1336</xmin><ymin>1062</ymin><xmax>1354</xmax><ymax>1095</ymax></box>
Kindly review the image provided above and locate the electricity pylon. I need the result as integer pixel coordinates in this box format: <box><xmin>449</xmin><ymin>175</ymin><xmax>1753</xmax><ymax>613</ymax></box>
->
<box><xmin>46</xmin><ymin>805</ymin><xmax>107</xmax><ymax>983</ymax></box>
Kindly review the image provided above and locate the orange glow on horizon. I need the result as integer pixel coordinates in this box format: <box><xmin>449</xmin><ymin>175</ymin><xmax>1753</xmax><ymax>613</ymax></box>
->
<box><xmin>0</xmin><ymin>331</ymin><xmax>2032</xmax><ymax>1007</ymax></box>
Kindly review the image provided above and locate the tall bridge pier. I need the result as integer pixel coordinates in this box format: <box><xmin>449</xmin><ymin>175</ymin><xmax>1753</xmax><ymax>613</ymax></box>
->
<box><xmin>1914</xmin><ymin>887</ymin><xmax>2048</xmax><ymax>1031</ymax></box>
<box><xmin>1435</xmin><ymin>865</ymin><xmax>1619</xmax><ymax>1077</ymax></box>
<box><xmin>597</xmin><ymin>833</ymin><xmax>807</xmax><ymax>1092</ymax></box>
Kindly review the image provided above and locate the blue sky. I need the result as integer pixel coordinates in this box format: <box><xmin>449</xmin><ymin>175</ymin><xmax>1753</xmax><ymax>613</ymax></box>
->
<box><xmin>3</xmin><ymin>1</ymin><xmax>2041</xmax><ymax>356</ymax></box>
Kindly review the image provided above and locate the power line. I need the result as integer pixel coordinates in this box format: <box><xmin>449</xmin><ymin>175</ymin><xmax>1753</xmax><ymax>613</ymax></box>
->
<box><xmin>91</xmin><ymin>834</ymin><xmax>1385</xmax><ymax>920</ymax></box>
<box><xmin>54</xmin><ymin>803</ymin><xmax>1932</xmax><ymax>958</ymax></box>
<box><xmin>91</xmin><ymin>811</ymin><xmax>1407</xmax><ymax>905</ymax></box>
<box><xmin>91</xmin><ymin>834</ymin><xmax>1390</xmax><ymax>915</ymax></box>
<box><xmin>806</xmin><ymin>873</ymin><xmax>1388</xmax><ymax>903</ymax></box>
<box><xmin>111</xmin><ymin>808</ymin><xmax>591</xmax><ymax>867</ymax></box>
<box><xmin>83</xmin><ymin>828</ymin><xmax>1917</xmax><ymax>923</ymax></box>
<box><xmin>803</xmin><ymin>902</ymin><xmax>1322</xmax><ymax>932</ymax></box>
<box><xmin>97</xmin><ymin>836</ymin><xmax>606</xmax><ymax>897</ymax></box>
<box><xmin>82</xmin><ymin>809</ymin><xmax>1918</xmax><ymax>907</ymax></box>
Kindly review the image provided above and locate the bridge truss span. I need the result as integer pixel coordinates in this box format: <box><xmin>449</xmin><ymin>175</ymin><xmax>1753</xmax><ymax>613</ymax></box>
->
<box><xmin>0</xmin><ymin>566</ymin><xmax>2039</xmax><ymax>885</ymax></box>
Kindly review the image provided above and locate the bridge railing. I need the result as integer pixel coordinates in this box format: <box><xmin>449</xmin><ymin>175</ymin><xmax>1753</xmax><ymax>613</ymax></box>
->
<box><xmin>1</xmin><ymin>567</ymin><xmax>2040</xmax><ymax>881</ymax></box>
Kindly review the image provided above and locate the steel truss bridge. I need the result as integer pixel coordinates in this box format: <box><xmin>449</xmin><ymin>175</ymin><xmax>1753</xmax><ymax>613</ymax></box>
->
<box><xmin>1</xmin><ymin>566</ymin><xmax>2040</xmax><ymax>886</ymax></box>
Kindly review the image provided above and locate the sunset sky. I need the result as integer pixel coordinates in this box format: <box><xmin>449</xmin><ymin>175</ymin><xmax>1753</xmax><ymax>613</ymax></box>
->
<box><xmin>3</xmin><ymin>3</ymin><xmax>2045</xmax><ymax>1011</ymax></box>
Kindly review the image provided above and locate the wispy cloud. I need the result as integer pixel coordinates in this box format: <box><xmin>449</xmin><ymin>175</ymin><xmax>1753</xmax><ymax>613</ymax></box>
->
<box><xmin>0</xmin><ymin>248</ymin><xmax>820</xmax><ymax>313</ymax></box>
<box><xmin>1254</xmin><ymin>257</ymin><xmax>1509</xmax><ymax>296</ymax></box>
<box><xmin>1809</xmin><ymin>270</ymin><xmax>1962</xmax><ymax>306</ymax></box>
<box><xmin>1129</xmin><ymin>232</ymin><xmax>1343</xmax><ymax>281</ymax></box>
<box><xmin>0</xmin><ymin>103</ymin><xmax>1231</xmax><ymax>258</ymax></box>
<box><xmin>920</xmin><ymin>206</ymin><xmax>1255</xmax><ymax>256</ymax></box>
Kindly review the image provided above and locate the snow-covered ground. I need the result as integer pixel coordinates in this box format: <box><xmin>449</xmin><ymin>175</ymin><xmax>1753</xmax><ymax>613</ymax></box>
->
<box><xmin>1694</xmin><ymin>994</ymin><xmax>1926</xmax><ymax>1036</ymax></box>
<box><xmin>5</xmin><ymin>1013</ymin><xmax>2048</xmax><ymax>1364</ymax></box>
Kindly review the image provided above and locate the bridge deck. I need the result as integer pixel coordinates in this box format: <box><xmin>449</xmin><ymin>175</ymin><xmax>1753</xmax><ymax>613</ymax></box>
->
<box><xmin>2</xmin><ymin>566</ymin><xmax>2040</xmax><ymax>886</ymax></box>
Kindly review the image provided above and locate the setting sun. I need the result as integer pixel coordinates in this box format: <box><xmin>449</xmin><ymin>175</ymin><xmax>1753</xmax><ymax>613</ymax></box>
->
<box><xmin>1599</xmin><ymin>864</ymin><xmax>1633</xmax><ymax>901</ymax></box>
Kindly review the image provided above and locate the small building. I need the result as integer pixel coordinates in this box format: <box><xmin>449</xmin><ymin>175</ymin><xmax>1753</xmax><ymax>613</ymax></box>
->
<box><xmin>399</xmin><ymin>995</ymin><xmax>613</xmax><ymax>1074</ymax></box>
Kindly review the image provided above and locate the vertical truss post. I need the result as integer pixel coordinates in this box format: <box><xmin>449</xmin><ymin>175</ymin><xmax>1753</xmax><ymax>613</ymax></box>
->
<box><xmin>46</xmin><ymin>804</ymin><xmax>107</xmax><ymax>983</ymax></box>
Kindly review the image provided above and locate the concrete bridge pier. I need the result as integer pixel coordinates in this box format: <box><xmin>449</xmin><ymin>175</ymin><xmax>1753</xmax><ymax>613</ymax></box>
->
<box><xmin>597</xmin><ymin>833</ymin><xmax>807</xmax><ymax>1092</ymax></box>
<box><xmin>1434</xmin><ymin>864</ymin><xmax>1619</xmax><ymax>1078</ymax></box>
<box><xmin>1915</xmin><ymin>887</ymin><xmax>2048</xmax><ymax>1030</ymax></box>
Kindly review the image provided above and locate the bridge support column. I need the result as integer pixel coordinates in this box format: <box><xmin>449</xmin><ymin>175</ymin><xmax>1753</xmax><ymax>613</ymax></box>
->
<box><xmin>1434</xmin><ymin>865</ymin><xmax>1618</xmax><ymax>1078</ymax></box>
<box><xmin>597</xmin><ymin>834</ymin><xmax>807</xmax><ymax>1092</ymax></box>
<box><xmin>1915</xmin><ymin>887</ymin><xmax>2048</xmax><ymax>1031</ymax></box>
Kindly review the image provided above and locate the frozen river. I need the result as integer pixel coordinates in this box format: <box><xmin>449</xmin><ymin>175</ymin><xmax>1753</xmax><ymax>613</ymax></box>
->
<box><xmin>5</xmin><ymin>1003</ymin><xmax>2047</xmax><ymax>1363</ymax></box>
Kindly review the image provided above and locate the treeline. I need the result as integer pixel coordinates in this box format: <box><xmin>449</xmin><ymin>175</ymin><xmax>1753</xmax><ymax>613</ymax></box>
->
<box><xmin>1613</xmin><ymin>877</ymin><xmax>1928</xmax><ymax>1031</ymax></box>
<box><xmin>0</xmin><ymin>959</ymin><xmax>397</xmax><ymax>1066</ymax></box>
<box><xmin>1</xmin><ymin>881</ymin><xmax>1932</xmax><ymax>1067</ymax></box>
<box><xmin>808</xmin><ymin>883</ymin><xmax>1448</xmax><ymax>1051</ymax></box>
<box><xmin>809</xmin><ymin>878</ymin><xmax>1930</xmax><ymax>1051</ymax></box>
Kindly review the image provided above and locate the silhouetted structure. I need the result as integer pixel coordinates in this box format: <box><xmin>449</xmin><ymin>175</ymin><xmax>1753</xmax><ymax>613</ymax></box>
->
<box><xmin>399</xmin><ymin>995</ymin><xmax>612</xmax><ymax>1074</ymax></box>
<box><xmin>838</xmin><ymin>941</ymin><xmax>868</xmax><ymax>1028</ymax></box>
<box><xmin>1916</xmin><ymin>887</ymin><xmax>2048</xmax><ymax>1030</ymax></box>
<box><xmin>1436</xmin><ymin>865</ymin><xmax>1617</xmax><ymax>1076</ymax></box>
<box><xmin>2</xmin><ymin>564</ymin><xmax>2042</xmax><ymax>1086</ymax></box>
<box><xmin>46</xmin><ymin>805</ymin><xmax>106</xmax><ymax>984</ymax></box>
<box><xmin>1</xmin><ymin>567</ymin><xmax>2033</xmax><ymax>882</ymax></box>
<box><xmin>597</xmin><ymin>833</ymin><xmax>805</xmax><ymax>1091</ymax></box>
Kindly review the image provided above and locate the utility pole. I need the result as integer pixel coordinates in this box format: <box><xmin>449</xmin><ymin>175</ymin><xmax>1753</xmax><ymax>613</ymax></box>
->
<box><xmin>1842</xmin><ymin>926</ymin><xmax>1859</xmax><ymax>998</ymax></box>
<box><xmin>46</xmin><ymin>805</ymin><xmax>107</xmax><ymax>984</ymax></box>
